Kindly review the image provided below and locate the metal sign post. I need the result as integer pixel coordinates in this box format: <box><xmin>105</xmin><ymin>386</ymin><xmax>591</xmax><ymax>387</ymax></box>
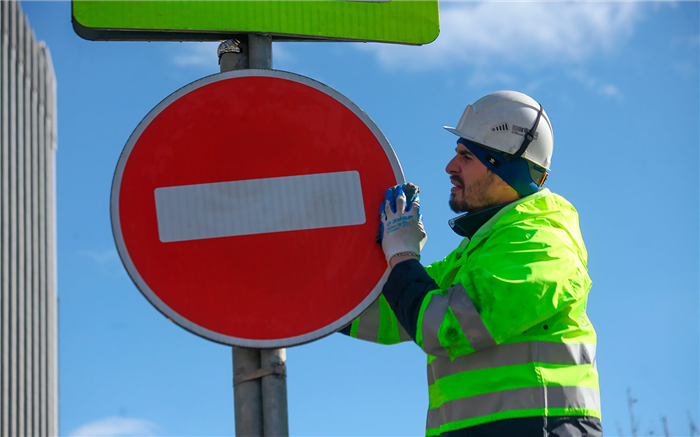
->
<box><xmin>219</xmin><ymin>36</ymin><xmax>288</xmax><ymax>437</ymax></box>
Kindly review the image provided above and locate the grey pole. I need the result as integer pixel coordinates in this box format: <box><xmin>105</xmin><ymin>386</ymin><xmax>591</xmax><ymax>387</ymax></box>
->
<box><xmin>218</xmin><ymin>35</ymin><xmax>289</xmax><ymax>437</ymax></box>
<box><xmin>261</xmin><ymin>348</ymin><xmax>288</xmax><ymax>436</ymax></box>
<box><xmin>248</xmin><ymin>34</ymin><xmax>272</xmax><ymax>69</ymax></box>
<box><xmin>232</xmin><ymin>346</ymin><xmax>263</xmax><ymax>437</ymax></box>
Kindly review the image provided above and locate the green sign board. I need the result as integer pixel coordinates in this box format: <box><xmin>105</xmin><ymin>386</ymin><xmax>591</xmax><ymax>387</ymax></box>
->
<box><xmin>72</xmin><ymin>1</ymin><xmax>440</xmax><ymax>45</ymax></box>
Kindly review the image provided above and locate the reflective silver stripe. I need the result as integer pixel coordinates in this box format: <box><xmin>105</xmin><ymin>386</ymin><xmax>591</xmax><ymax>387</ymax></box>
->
<box><xmin>398</xmin><ymin>322</ymin><xmax>412</xmax><ymax>342</ymax></box>
<box><xmin>421</xmin><ymin>293</ymin><xmax>451</xmax><ymax>357</ymax></box>
<box><xmin>420</xmin><ymin>284</ymin><xmax>495</xmax><ymax>357</ymax></box>
<box><xmin>428</xmin><ymin>342</ymin><xmax>596</xmax><ymax>385</ymax></box>
<box><xmin>355</xmin><ymin>297</ymin><xmax>412</xmax><ymax>344</ymax></box>
<box><xmin>355</xmin><ymin>297</ymin><xmax>382</xmax><ymax>342</ymax></box>
<box><xmin>380</xmin><ymin>297</ymin><xmax>413</xmax><ymax>343</ymax></box>
<box><xmin>426</xmin><ymin>385</ymin><xmax>601</xmax><ymax>430</ymax></box>
<box><xmin>446</xmin><ymin>283</ymin><xmax>496</xmax><ymax>351</ymax></box>
<box><xmin>542</xmin><ymin>342</ymin><xmax>596</xmax><ymax>366</ymax></box>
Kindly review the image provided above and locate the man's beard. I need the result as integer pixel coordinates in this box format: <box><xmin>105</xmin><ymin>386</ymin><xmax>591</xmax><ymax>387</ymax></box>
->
<box><xmin>449</xmin><ymin>172</ymin><xmax>498</xmax><ymax>214</ymax></box>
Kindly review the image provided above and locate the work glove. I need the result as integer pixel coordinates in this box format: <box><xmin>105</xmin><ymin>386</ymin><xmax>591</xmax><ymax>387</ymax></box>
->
<box><xmin>378</xmin><ymin>183</ymin><xmax>427</xmax><ymax>264</ymax></box>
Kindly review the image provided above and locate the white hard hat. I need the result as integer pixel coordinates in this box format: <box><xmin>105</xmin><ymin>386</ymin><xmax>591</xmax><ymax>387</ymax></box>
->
<box><xmin>444</xmin><ymin>91</ymin><xmax>553</xmax><ymax>170</ymax></box>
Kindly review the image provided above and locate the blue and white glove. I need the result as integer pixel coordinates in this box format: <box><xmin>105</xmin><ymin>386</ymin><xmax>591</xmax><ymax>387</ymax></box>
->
<box><xmin>378</xmin><ymin>183</ymin><xmax>427</xmax><ymax>264</ymax></box>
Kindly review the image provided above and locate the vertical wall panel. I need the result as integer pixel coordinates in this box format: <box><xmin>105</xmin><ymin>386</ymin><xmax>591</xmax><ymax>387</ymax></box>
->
<box><xmin>8</xmin><ymin>5</ymin><xmax>19</xmax><ymax>434</ymax></box>
<box><xmin>37</xmin><ymin>38</ymin><xmax>48</xmax><ymax>437</ymax></box>
<box><xmin>0</xmin><ymin>1</ymin><xmax>10</xmax><ymax>435</ymax></box>
<box><xmin>1</xmin><ymin>1</ymin><xmax>58</xmax><ymax>435</ymax></box>
<box><xmin>22</xmin><ymin>19</ymin><xmax>34</xmax><ymax>437</ymax></box>
<box><xmin>0</xmin><ymin>2</ymin><xmax>10</xmax><ymax>435</ymax></box>
<box><xmin>45</xmin><ymin>42</ymin><xmax>58</xmax><ymax>437</ymax></box>
<box><xmin>16</xmin><ymin>11</ymin><xmax>27</xmax><ymax>436</ymax></box>
<box><xmin>30</xmin><ymin>34</ymin><xmax>40</xmax><ymax>437</ymax></box>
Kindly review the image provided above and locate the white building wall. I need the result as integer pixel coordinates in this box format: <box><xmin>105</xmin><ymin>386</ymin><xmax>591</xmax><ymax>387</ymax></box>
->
<box><xmin>1</xmin><ymin>1</ymin><xmax>58</xmax><ymax>435</ymax></box>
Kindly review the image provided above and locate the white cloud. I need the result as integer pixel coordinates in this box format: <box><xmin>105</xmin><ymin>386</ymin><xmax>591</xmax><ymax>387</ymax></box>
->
<box><xmin>79</xmin><ymin>247</ymin><xmax>130</xmax><ymax>278</ymax></box>
<box><xmin>80</xmin><ymin>247</ymin><xmax>120</xmax><ymax>266</ymax></box>
<box><xmin>652</xmin><ymin>0</ymin><xmax>679</xmax><ymax>11</ymax></box>
<box><xmin>673</xmin><ymin>61</ymin><xmax>698</xmax><ymax>79</ymax></box>
<box><xmin>359</xmin><ymin>2</ymin><xmax>644</xmax><ymax>70</ymax></box>
<box><xmin>688</xmin><ymin>34</ymin><xmax>700</xmax><ymax>48</ymax></box>
<box><xmin>70</xmin><ymin>417</ymin><xmax>161</xmax><ymax>437</ymax></box>
<box><xmin>670</xmin><ymin>33</ymin><xmax>700</xmax><ymax>51</ymax></box>
<box><xmin>598</xmin><ymin>83</ymin><xmax>623</xmax><ymax>101</ymax></box>
<box><xmin>270</xmin><ymin>43</ymin><xmax>297</xmax><ymax>67</ymax></box>
<box><xmin>172</xmin><ymin>42</ymin><xmax>220</xmax><ymax>69</ymax></box>
<box><xmin>467</xmin><ymin>70</ymin><xmax>517</xmax><ymax>88</ymax></box>
<box><xmin>567</xmin><ymin>69</ymin><xmax>624</xmax><ymax>101</ymax></box>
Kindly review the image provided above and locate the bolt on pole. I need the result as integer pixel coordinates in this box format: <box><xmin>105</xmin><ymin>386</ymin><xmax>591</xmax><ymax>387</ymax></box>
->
<box><xmin>218</xmin><ymin>35</ymin><xmax>289</xmax><ymax>437</ymax></box>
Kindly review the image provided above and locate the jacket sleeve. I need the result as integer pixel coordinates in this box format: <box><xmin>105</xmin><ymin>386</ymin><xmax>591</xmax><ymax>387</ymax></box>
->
<box><xmin>383</xmin><ymin>220</ymin><xmax>590</xmax><ymax>359</ymax></box>
<box><xmin>339</xmin><ymin>293</ymin><xmax>414</xmax><ymax>345</ymax></box>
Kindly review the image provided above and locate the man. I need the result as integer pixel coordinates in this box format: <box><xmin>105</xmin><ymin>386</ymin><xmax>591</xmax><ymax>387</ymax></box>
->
<box><xmin>342</xmin><ymin>91</ymin><xmax>602</xmax><ymax>436</ymax></box>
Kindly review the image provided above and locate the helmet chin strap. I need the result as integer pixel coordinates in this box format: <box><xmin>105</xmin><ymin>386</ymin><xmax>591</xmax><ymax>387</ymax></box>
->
<box><xmin>509</xmin><ymin>103</ymin><xmax>544</xmax><ymax>160</ymax></box>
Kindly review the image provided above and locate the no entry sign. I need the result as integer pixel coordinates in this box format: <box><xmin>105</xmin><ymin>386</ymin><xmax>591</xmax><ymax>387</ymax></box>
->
<box><xmin>111</xmin><ymin>70</ymin><xmax>403</xmax><ymax>348</ymax></box>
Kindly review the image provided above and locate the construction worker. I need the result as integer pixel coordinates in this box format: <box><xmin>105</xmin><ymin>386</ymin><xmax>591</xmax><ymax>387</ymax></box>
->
<box><xmin>342</xmin><ymin>91</ymin><xmax>602</xmax><ymax>436</ymax></box>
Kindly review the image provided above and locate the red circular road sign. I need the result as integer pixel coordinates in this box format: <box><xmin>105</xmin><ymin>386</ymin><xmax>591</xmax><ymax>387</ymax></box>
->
<box><xmin>111</xmin><ymin>70</ymin><xmax>403</xmax><ymax>348</ymax></box>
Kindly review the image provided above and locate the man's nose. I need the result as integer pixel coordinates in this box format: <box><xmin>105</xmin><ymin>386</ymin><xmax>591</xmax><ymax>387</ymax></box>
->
<box><xmin>446</xmin><ymin>155</ymin><xmax>460</xmax><ymax>175</ymax></box>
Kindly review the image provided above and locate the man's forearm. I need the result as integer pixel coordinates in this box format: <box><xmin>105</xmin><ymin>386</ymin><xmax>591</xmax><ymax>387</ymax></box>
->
<box><xmin>382</xmin><ymin>259</ymin><xmax>439</xmax><ymax>341</ymax></box>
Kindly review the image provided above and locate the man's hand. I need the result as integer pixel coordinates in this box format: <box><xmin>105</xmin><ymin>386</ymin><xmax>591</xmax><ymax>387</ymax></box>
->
<box><xmin>379</xmin><ymin>183</ymin><xmax>427</xmax><ymax>266</ymax></box>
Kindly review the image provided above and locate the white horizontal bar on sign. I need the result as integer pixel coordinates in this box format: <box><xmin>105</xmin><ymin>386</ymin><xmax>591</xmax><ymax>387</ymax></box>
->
<box><xmin>154</xmin><ymin>171</ymin><xmax>366</xmax><ymax>243</ymax></box>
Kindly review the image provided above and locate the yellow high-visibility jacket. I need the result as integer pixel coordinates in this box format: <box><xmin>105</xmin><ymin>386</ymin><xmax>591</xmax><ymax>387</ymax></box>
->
<box><xmin>346</xmin><ymin>189</ymin><xmax>601</xmax><ymax>436</ymax></box>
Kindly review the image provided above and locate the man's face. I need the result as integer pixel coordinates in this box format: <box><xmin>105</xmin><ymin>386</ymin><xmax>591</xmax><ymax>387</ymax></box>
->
<box><xmin>446</xmin><ymin>142</ymin><xmax>500</xmax><ymax>213</ymax></box>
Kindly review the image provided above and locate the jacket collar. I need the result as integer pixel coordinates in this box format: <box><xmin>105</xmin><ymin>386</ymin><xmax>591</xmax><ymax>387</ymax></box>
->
<box><xmin>448</xmin><ymin>202</ymin><xmax>511</xmax><ymax>239</ymax></box>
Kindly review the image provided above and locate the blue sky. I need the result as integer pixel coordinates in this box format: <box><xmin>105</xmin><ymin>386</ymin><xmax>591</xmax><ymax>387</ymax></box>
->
<box><xmin>19</xmin><ymin>1</ymin><xmax>699</xmax><ymax>436</ymax></box>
